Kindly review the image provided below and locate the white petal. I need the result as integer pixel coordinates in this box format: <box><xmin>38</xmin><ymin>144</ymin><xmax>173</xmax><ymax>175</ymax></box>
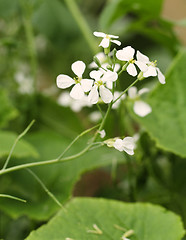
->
<box><xmin>127</xmin><ymin>63</ymin><xmax>137</xmax><ymax>76</ymax></box>
<box><xmin>99</xmin><ymin>38</ymin><xmax>110</xmax><ymax>48</ymax></box>
<box><xmin>88</xmin><ymin>85</ymin><xmax>99</xmax><ymax>104</ymax></box>
<box><xmin>108</xmin><ymin>34</ymin><xmax>119</xmax><ymax>39</ymax></box>
<box><xmin>111</xmin><ymin>39</ymin><xmax>121</xmax><ymax>46</ymax></box>
<box><xmin>56</xmin><ymin>74</ymin><xmax>75</xmax><ymax>89</ymax></box>
<box><xmin>70</xmin><ymin>83</ymin><xmax>85</xmax><ymax>100</ymax></box>
<box><xmin>135</xmin><ymin>61</ymin><xmax>148</xmax><ymax>72</ymax></box>
<box><xmin>90</xmin><ymin>70</ymin><xmax>103</xmax><ymax>80</ymax></box>
<box><xmin>114</xmin><ymin>63</ymin><xmax>121</xmax><ymax>72</ymax></box>
<box><xmin>122</xmin><ymin>137</ymin><xmax>135</xmax><ymax>155</ymax></box>
<box><xmin>128</xmin><ymin>86</ymin><xmax>137</xmax><ymax>99</ymax></box>
<box><xmin>93</xmin><ymin>31</ymin><xmax>106</xmax><ymax>38</ymax></box>
<box><xmin>113</xmin><ymin>139</ymin><xmax>123</xmax><ymax>151</ymax></box>
<box><xmin>99</xmin><ymin>130</ymin><xmax>106</xmax><ymax>138</ymax></box>
<box><xmin>136</xmin><ymin>51</ymin><xmax>149</xmax><ymax>63</ymax></box>
<box><xmin>138</xmin><ymin>88</ymin><xmax>150</xmax><ymax>96</ymax></box>
<box><xmin>133</xmin><ymin>100</ymin><xmax>152</xmax><ymax>117</ymax></box>
<box><xmin>81</xmin><ymin>79</ymin><xmax>94</xmax><ymax>92</ymax></box>
<box><xmin>143</xmin><ymin>66</ymin><xmax>157</xmax><ymax>77</ymax></box>
<box><xmin>116</xmin><ymin>46</ymin><xmax>135</xmax><ymax>61</ymax></box>
<box><xmin>99</xmin><ymin>85</ymin><xmax>113</xmax><ymax>103</ymax></box>
<box><xmin>71</xmin><ymin>61</ymin><xmax>86</xmax><ymax>77</ymax></box>
<box><xmin>157</xmin><ymin>68</ymin><xmax>166</xmax><ymax>84</ymax></box>
<box><xmin>102</xmin><ymin>71</ymin><xmax>118</xmax><ymax>82</ymax></box>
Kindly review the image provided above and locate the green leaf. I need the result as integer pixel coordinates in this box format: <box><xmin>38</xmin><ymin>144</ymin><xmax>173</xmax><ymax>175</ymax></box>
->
<box><xmin>0</xmin><ymin>88</ymin><xmax>18</xmax><ymax>128</ymax></box>
<box><xmin>26</xmin><ymin>197</ymin><xmax>185</xmax><ymax>240</ymax></box>
<box><xmin>0</xmin><ymin>131</ymin><xmax>38</xmax><ymax>159</ymax></box>
<box><xmin>0</xmin><ymin>130</ymin><xmax>125</xmax><ymax>220</ymax></box>
<box><xmin>99</xmin><ymin>0</ymin><xmax>163</xmax><ymax>30</ymax></box>
<box><xmin>132</xmin><ymin>50</ymin><xmax>186</xmax><ymax>157</ymax></box>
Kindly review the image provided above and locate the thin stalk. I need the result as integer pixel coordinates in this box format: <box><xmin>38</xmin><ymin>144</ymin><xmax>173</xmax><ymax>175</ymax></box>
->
<box><xmin>0</xmin><ymin>194</ymin><xmax>26</xmax><ymax>203</ymax></box>
<box><xmin>0</xmin><ymin>143</ymin><xmax>94</xmax><ymax>176</ymax></box>
<box><xmin>2</xmin><ymin>120</ymin><xmax>35</xmax><ymax>170</ymax></box>
<box><xmin>58</xmin><ymin>124</ymin><xmax>100</xmax><ymax>159</ymax></box>
<box><xmin>19</xmin><ymin>0</ymin><xmax>38</xmax><ymax>92</ymax></box>
<box><xmin>112</xmin><ymin>78</ymin><xmax>139</xmax><ymax>104</ymax></box>
<box><xmin>27</xmin><ymin>169</ymin><xmax>64</xmax><ymax>209</ymax></box>
<box><xmin>63</xmin><ymin>0</ymin><xmax>98</xmax><ymax>54</ymax></box>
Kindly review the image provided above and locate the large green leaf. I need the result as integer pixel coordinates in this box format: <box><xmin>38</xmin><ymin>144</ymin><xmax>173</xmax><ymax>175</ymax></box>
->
<box><xmin>26</xmin><ymin>197</ymin><xmax>185</xmax><ymax>240</ymax></box>
<box><xmin>0</xmin><ymin>130</ymin><xmax>125</xmax><ymax>220</ymax></box>
<box><xmin>0</xmin><ymin>88</ymin><xmax>18</xmax><ymax>128</ymax></box>
<box><xmin>133</xmin><ymin>50</ymin><xmax>186</xmax><ymax>157</ymax></box>
<box><xmin>99</xmin><ymin>0</ymin><xmax>163</xmax><ymax>30</ymax></box>
<box><xmin>0</xmin><ymin>131</ymin><xmax>38</xmax><ymax>159</ymax></box>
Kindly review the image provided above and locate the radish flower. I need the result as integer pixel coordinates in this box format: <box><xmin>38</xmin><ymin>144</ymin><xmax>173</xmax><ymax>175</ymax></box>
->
<box><xmin>93</xmin><ymin>31</ymin><xmax>121</xmax><ymax>48</ymax></box>
<box><xmin>56</xmin><ymin>61</ymin><xmax>93</xmax><ymax>100</ymax></box>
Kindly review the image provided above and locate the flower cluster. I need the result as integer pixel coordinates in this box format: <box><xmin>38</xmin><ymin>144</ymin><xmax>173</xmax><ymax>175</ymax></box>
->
<box><xmin>56</xmin><ymin>31</ymin><xmax>166</xmax><ymax>156</ymax></box>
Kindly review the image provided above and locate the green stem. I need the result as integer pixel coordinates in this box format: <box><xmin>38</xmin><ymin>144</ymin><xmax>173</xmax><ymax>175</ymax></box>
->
<box><xmin>2</xmin><ymin>120</ymin><xmax>35</xmax><ymax>170</ymax></box>
<box><xmin>19</xmin><ymin>0</ymin><xmax>38</xmax><ymax>92</ymax></box>
<box><xmin>113</xmin><ymin>78</ymin><xmax>139</xmax><ymax>104</ymax></box>
<box><xmin>0</xmin><ymin>194</ymin><xmax>26</xmax><ymax>203</ymax></box>
<box><xmin>58</xmin><ymin>124</ymin><xmax>100</xmax><ymax>159</ymax></box>
<box><xmin>63</xmin><ymin>0</ymin><xmax>98</xmax><ymax>54</ymax></box>
<box><xmin>27</xmin><ymin>169</ymin><xmax>63</xmax><ymax>209</ymax></box>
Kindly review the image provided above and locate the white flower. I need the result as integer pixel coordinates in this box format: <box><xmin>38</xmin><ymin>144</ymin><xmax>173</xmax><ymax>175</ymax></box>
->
<box><xmin>113</xmin><ymin>137</ymin><xmax>135</xmax><ymax>155</ymax></box>
<box><xmin>93</xmin><ymin>31</ymin><xmax>121</xmax><ymax>48</ymax></box>
<box><xmin>99</xmin><ymin>130</ymin><xmax>106</xmax><ymax>138</ymax></box>
<box><xmin>56</xmin><ymin>61</ymin><xmax>94</xmax><ymax>100</ymax></box>
<box><xmin>88</xmin><ymin>70</ymin><xmax>118</xmax><ymax>104</ymax></box>
<box><xmin>128</xmin><ymin>86</ymin><xmax>152</xmax><ymax>117</ymax></box>
<box><xmin>100</xmin><ymin>63</ymin><xmax>120</xmax><ymax>89</ymax></box>
<box><xmin>116</xmin><ymin>46</ymin><xmax>148</xmax><ymax>76</ymax></box>
<box><xmin>136</xmin><ymin>51</ymin><xmax>165</xmax><ymax>84</ymax></box>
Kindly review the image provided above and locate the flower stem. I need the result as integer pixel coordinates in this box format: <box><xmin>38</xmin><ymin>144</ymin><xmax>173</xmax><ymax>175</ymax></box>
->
<box><xmin>112</xmin><ymin>78</ymin><xmax>139</xmax><ymax>104</ymax></box>
<box><xmin>63</xmin><ymin>0</ymin><xmax>98</xmax><ymax>54</ymax></box>
<box><xmin>27</xmin><ymin>169</ymin><xmax>64</xmax><ymax>209</ymax></box>
<box><xmin>19</xmin><ymin>0</ymin><xmax>38</xmax><ymax>92</ymax></box>
<box><xmin>1</xmin><ymin>120</ymin><xmax>35</xmax><ymax>170</ymax></box>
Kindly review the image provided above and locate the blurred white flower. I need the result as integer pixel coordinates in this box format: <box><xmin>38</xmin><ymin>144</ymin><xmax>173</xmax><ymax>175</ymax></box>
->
<box><xmin>89</xmin><ymin>111</ymin><xmax>102</xmax><ymax>122</ymax></box>
<box><xmin>116</xmin><ymin>46</ymin><xmax>147</xmax><ymax>76</ymax></box>
<box><xmin>136</xmin><ymin>51</ymin><xmax>165</xmax><ymax>84</ymax></box>
<box><xmin>15</xmin><ymin>72</ymin><xmax>34</xmax><ymax>94</ymax></box>
<box><xmin>93</xmin><ymin>31</ymin><xmax>121</xmax><ymax>48</ymax></box>
<box><xmin>56</xmin><ymin>61</ymin><xmax>93</xmax><ymax>100</ymax></box>
<box><xmin>128</xmin><ymin>86</ymin><xmax>152</xmax><ymax>117</ymax></box>
<box><xmin>58</xmin><ymin>91</ymin><xmax>92</xmax><ymax>112</ymax></box>
<box><xmin>113</xmin><ymin>137</ymin><xmax>135</xmax><ymax>155</ymax></box>
<box><xmin>88</xmin><ymin>70</ymin><xmax>118</xmax><ymax>104</ymax></box>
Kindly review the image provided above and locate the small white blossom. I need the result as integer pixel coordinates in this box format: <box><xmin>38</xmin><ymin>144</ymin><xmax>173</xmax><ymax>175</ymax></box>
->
<box><xmin>128</xmin><ymin>86</ymin><xmax>152</xmax><ymax>117</ymax></box>
<box><xmin>136</xmin><ymin>51</ymin><xmax>165</xmax><ymax>84</ymax></box>
<box><xmin>116</xmin><ymin>46</ymin><xmax>148</xmax><ymax>76</ymax></box>
<box><xmin>56</xmin><ymin>61</ymin><xmax>94</xmax><ymax>100</ymax></box>
<box><xmin>93</xmin><ymin>31</ymin><xmax>121</xmax><ymax>48</ymax></box>
<box><xmin>88</xmin><ymin>70</ymin><xmax>118</xmax><ymax>104</ymax></box>
<box><xmin>113</xmin><ymin>137</ymin><xmax>135</xmax><ymax>155</ymax></box>
<box><xmin>99</xmin><ymin>130</ymin><xmax>106</xmax><ymax>138</ymax></box>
